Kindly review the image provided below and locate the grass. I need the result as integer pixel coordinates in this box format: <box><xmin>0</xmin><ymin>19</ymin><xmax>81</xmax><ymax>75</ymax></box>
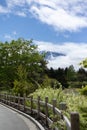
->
<box><xmin>29</xmin><ymin>87</ymin><xmax>87</xmax><ymax>130</ymax></box>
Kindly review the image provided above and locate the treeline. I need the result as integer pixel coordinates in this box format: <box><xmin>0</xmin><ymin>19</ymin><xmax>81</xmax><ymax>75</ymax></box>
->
<box><xmin>45</xmin><ymin>65</ymin><xmax>87</xmax><ymax>88</ymax></box>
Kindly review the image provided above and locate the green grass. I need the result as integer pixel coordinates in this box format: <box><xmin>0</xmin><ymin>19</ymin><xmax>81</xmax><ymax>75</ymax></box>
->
<box><xmin>29</xmin><ymin>87</ymin><xmax>87</xmax><ymax>130</ymax></box>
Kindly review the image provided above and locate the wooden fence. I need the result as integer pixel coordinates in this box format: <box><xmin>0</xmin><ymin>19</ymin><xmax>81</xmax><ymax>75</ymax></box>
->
<box><xmin>0</xmin><ymin>93</ymin><xmax>80</xmax><ymax>130</ymax></box>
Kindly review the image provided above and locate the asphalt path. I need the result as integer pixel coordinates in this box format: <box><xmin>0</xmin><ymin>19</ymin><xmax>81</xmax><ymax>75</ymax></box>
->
<box><xmin>0</xmin><ymin>104</ymin><xmax>39</xmax><ymax>130</ymax></box>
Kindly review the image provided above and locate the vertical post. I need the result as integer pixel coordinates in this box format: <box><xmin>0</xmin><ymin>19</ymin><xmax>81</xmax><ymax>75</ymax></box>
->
<box><xmin>71</xmin><ymin>112</ymin><xmax>80</xmax><ymax>130</ymax></box>
<box><xmin>59</xmin><ymin>102</ymin><xmax>67</xmax><ymax>111</ymax></box>
<box><xmin>45</xmin><ymin>97</ymin><xmax>48</xmax><ymax>126</ymax></box>
<box><xmin>23</xmin><ymin>94</ymin><xmax>26</xmax><ymax>112</ymax></box>
<box><xmin>0</xmin><ymin>93</ymin><xmax>2</xmax><ymax>102</ymax></box>
<box><xmin>0</xmin><ymin>93</ymin><xmax>1</xmax><ymax>102</ymax></box>
<box><xmin>1</xmin><ymin>93</ymin><xmax>2</xmax><ymax>102</ymax></box>
<box><xmin>4</xmin><ymin>93</ymin><xmax>5</xmax><ymax>103</ymax></box>
<box><xmin>18</xmin><ymin>93</ymin><xmax>20</xmax><ymax>110</ymax></box>
<box><xmin>2</xmin><ymin>94</ymin><xmax>4</xmax><ymax>102</ymax></box>
<box><xmin>10</xmin><ymin>93</ymin><xmax>12</xmax><ymax>106</ymax></box>
<box><xmin>53</xmin><ymin>99</ymin><xmax>57</xmax><ymax>130</ymax></box>
<box><xmin>13</xmin><ymin>93</ymin><xmax>15</xmax><ymax>107</ymax></box>
<box><xmin>5</xmin><ymin>93</ymin><xmax>7</xmax><ymax>104</ymax></box>
<box><xmin>30</xmin><ymin>96</ymin><xmax>33</xmax><ymax>115</ymax></box>
<box><xmin>37</xmin><ymin>96</ymin><xmax>40</xmax><ymax>119</ymax></box>
<box><xmin>59</xmin><ymin>102</ymin><xmax>67</xmax><ymax>122</ymax></box>
<box><xmin>6</xmin><ymin>94</ymin><xmax>8</xmax><ymax>104</ymax></box>
<box><xmin>9</xmin><ymin>93</ymin><xmax>11</xmax><ymax>106</ymax></box>
<box><xmin>4</xmin><ymin>93</ymin><xmax>7</xmax><ymax>104</ymax></box>
<box><xmin>53</xmin><ymin>99</ymin><xmax>57</xmax><ymax>115</ymax></box>
<box><xmin>11</xmin><ymin>94</ymin><xmax>13</xmax><ymax>106</ymax></box>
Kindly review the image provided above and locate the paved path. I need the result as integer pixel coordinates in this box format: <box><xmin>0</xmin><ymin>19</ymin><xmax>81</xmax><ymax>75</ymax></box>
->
<box><xmin>0</xmin><ymin>104</ymin><xmax>39</xmax><ymax>130</ymax></box>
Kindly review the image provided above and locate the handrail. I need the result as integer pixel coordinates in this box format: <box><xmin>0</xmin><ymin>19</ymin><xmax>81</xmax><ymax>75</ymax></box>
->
<box><xmin>0</xmin><ymin>93</ymin><xmax>80</xmax><ymax>130</ymax></box>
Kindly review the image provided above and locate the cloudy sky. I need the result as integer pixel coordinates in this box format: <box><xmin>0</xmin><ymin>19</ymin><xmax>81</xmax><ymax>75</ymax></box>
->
<box><xmin>0</xmin><ymin>0</ymin><xmax>87</xmax><ymax>69</ymax></box>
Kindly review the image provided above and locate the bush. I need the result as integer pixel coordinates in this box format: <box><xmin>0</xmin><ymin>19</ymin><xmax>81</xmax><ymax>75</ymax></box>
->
<box><xmin>68</xmin><ymin>81</ymin><xmax>83</xmax><ymax>88</ymax></box>
<box><xmin>13</xmin><ymin>80</ymin><xmax>29</xmax><ymax>96</ymax></box>
<box><xmin>81</xmin><ymin>86</ymin><xmax>87</xmax><ymax>96</ymax></box>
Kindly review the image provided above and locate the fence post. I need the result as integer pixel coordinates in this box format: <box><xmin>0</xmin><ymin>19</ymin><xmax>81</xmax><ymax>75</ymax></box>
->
<box><xmin>9</xmin><ymin>93</ymin><xmax>11</xmax><ymax>106</ymax></box>
<box><xmin>30</xmin><ymin>96</ymin><xmax>33</xmax><ymax>115</ymax></box>
<box><xmin>37</xmin><ymin>96</ymin><xmax>40</xmax><ymax>119</ymax></box>
<box><xmin>13</xmin><ymin>93</ymin><xmax>15</xmax><ymax>107</ymax></box>
<box><xmin>59</xmin><ymin>102</ymin><xmax>67</xmax><ymax>111</ymax></box>
<box><xmin>6</xmin><ymin>94</ymin><xmax>8</xmax><ymax>104</ymax></box>
<box><xmin>18</xmin><ymin>93</ymin><xmax>20</xmax><ymax>110</ymax></box>
<box><xmin>23</xmin><ymin>94</ymin><xmax>26</xmax><ymax>112</ymax></box>
<box><xmin>53</xmin><ymin>99</ymin><xmax>57</xmax><ymax>130</ymax></box>
<box><xmin>45</xmin><ymin>97</ymin><xmax>49</xmax><ymax>126</ymax></box>
<box><xmin>0</xmin><ymin>93</ymin><xmax>1</xmax><ymax>102</ymax></box>
<box><xmin>4</xmin><ymin>93</ymin><xmax>7</xmax><ymax>104</ymax></box>
<box><xmin>3</xmin><ymin>93</ymin><xmax>5</xmax><ymax>103</ymax></box>
<box><xmin>5</xmin><ymin>93</ymin><xmax>7</xmax><ymax>104</ymax></box>
<box><xmin>53</xmin><ymin>99</ymin><xmax>57</xmax><ymax>115</ymax></box>
<box><xmin>71</xmin><ymin>112</ymin><xmax>80</xmax><ymax>130</ymax></box>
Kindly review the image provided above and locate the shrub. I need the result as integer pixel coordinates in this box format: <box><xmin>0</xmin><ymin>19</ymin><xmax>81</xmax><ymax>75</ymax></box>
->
<box><xmin>68</xmin><ymin>81</ymin><xmax>83</xmax><ymax>88</ymax></box>
<box><xmin>81</xmin><ymin>86</ymin><xmax>87</xmax><ymax>96</ymax></box>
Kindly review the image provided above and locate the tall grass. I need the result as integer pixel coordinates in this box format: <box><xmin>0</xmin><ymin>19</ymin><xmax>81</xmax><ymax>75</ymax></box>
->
<box><xmin>29</xmin><ymin>87</ymin><xmax>87</xmax><ymax>130</ymax></box>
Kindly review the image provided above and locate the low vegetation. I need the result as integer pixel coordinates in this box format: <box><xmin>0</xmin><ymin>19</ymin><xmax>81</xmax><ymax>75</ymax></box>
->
<box><xmin>80</xmin><ymin>85</ymin><xmax>87</xmax><ymax>96</ymax></box>
<box><xmin>30</xmin><ymin>87</ymin><xmax>87</xmax><ymax>130</ymax></box>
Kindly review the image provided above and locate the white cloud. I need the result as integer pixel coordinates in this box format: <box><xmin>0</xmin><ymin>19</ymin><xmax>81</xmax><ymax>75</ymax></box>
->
<box><xmin>6</xmin><ymin>0</ymin><xmax>26</xmax><ymax>8</ymax></box>
<box><xmin>4</xmin><ymin>34</ymin><xmax>12</xmax><ymax>40</ymax></box>
<box><xmin>1</xmin><ymin>0</ymin><xmax>87</xmax><ymax>32</ymax></box>
<box><xmin>0</xmin><ymin>5</ymin><xmax>10</xmax><ymax>13</ymax></box>
<box><xmin>34</xmin><ymin>40</ymin><xmax>87</xmax><ymax>70</ymax></box>
<box><xmin>4</xmin><ymin>31</ymin><xmax>18</xmax><ymax>41</ymax></box>
<box><xmin>30</xmin><ymin>0</ymin><xmax>87</xmax><ymax>32</ymax></box>
<box><xmin>15</xmin><ymin>11</ymin><xmax>27</xmax><ymax>17</ymax></box>
<box><xmin>13</xmin><ymin>31</ymin><xmax>17</xmax><ymax>35</ymax></box>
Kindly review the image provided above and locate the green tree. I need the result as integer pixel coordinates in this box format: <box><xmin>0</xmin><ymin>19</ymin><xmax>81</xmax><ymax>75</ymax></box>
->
<box><xmin>80</xmin><ymin>58</ymin><xmax>87</xmax><ymax>68</ymax></box>
<box><xmin>0</xmin><ymin>38</ymin><xmax>47</xmax><ymax>93</ymax></box>
<box><xmin>77</xmin><ymin>68</ymin><xmax>87</xmax><ymax>82</ymax></box>
<box><xmin>13</xmin><ymin>65</ymin><xmax>30</xmax><ymax>96</ymax></box>
<box><xmin>65</xmin><ymin>65</ymin><xmax>76</xmax><ymax>81</ymax></box>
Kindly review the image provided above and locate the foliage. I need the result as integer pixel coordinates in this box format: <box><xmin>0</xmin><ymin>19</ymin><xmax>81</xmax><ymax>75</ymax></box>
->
<box><xmin>50</xmin><ymin>115</ymin><xmax>67</xmax><ymax>130</ymax></box>
<box><xmin>13</xmin><ymin>65</ymin><xmax>29</xmax><ymax>96</ymax></box>
<box><xmin>65</xmin><ymin>65</ymin><xmax>76</xmax><ymax>81</ymax></box>
<box><xmin>64</xmin><ymin>90</ymin><xmax>87</xmax><ymax>130</ymax></box>
<box><xmin>46</xmin><ymin>66</ymin><xmax>87</xmax><ymax>89</ymax></box>
<box><xmin>29</xmin><ymin>88</ymin><xmax>87</xmax><ymax>130</ymax></box>
<box><xmin>68</xmin><ymin>81</ymin><xmax>83</xmax><ymax>88</ymax></box>
<box><xmin>80</xmin><ymin>86</ymin><xmax>87</xmax><ymax>96</ymax></box>
<box><xmin>29</xmin><ymin>87</ymin><xmax>67</xmax><ymax>129</ymax></box>
<box><xmin>77</xmin><ymin>68</ymin><xmax>87</xmax><ymax>81</ymax></box>
<box><xmin>41</xmin><ymin>75</ymin><xmax>62</xmax><ymax>89</ymax></box>
<box><xmin>13</xmin><ymin>80</ymin><xmax>29</xmax><ymax>96</ymax></box>
<box><xmin>0</xmin><ymin>38</ymin><xmax>47</xmax><ymax>94</ymax></box>
<box><xmin>46</xmin><ymin>67</ymin><xmax>69</xmax><ymax>88</ymax></box>
<box><xmin>80</xmin><ymin>58</ymin><xmax>87</xmax><ymax>68</ymax></box>
<box><xmin>30</xmin><ymin>87</ymin><xmax>64</xmax><ymax>104</ymax></box>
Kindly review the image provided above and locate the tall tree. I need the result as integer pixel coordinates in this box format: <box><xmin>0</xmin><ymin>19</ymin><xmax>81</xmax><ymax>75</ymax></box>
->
<box><xmin>77</xmin><ymin>68</ymin><xmax>87</xmax><ymax>82</ymax></box>
<box><xmin>65</xmin><ymin>65</ymin><xmax>76</xmax><ymax>81</ymax></box>
<box><xmin>0</xmin><ymin>38</ymin><xmax>47</xmax><ymax>92</ymax></box>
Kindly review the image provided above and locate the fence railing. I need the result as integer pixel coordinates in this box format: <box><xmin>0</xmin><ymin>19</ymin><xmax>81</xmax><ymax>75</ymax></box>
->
<box><xmin>0</xmin><ymin>93</ymin><xmax>80</xmax><ymax>130</ymax></box>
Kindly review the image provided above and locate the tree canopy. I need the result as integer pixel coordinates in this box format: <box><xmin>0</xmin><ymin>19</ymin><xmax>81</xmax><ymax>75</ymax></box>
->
<box><xmin>80</xmin><ymin>58</ymin><xmax>87</xmax><ymax>68</ymax></box>
<box><xmin>0</xmin><ymin>38</ymin><xmax>47</xmax><ymax>94</ymax></box>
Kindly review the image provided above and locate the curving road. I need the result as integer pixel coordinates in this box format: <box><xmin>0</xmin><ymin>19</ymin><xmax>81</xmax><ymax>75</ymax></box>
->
<box><xmin>0</xmin><ymin>104</ymin><xmax>39</xmax><ymax>130</ymax></box>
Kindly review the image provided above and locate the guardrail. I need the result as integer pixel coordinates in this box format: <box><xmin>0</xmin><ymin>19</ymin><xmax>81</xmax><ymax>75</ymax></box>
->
<box><xmin>0</xmin><ymin>93</ymin><xmax>80</xmax><ymax>130</ymax></box>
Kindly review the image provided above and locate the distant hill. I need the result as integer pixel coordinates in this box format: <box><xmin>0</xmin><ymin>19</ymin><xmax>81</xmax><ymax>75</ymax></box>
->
<box><xmin>40</xmin><ymin>51</ymin><xmax>65</xmax><ymax>60</ymax></box>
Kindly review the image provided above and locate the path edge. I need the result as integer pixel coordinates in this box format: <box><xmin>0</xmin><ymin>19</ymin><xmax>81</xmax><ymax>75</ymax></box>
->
<box><xmin>0</xmin><ymin>102</ymin><xmax>45</xmax><ymax>130</ymax></box>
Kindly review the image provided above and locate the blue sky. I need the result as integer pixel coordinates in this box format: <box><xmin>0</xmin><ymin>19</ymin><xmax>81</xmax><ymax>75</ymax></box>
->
<box><xmin>0</xmin><ymin>0</ymin><xmax>87</xmax><ymax>69</ymax></box>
